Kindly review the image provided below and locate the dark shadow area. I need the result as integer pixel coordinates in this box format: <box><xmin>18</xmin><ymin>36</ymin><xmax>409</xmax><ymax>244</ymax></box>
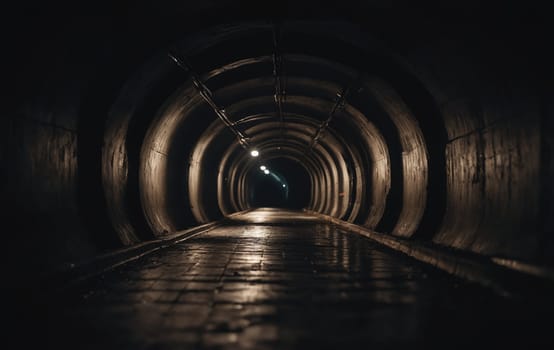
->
<box><xmin>248</xmin><ymin>157</ymin><xmax>310</xmax><ymax>209</ymax></box>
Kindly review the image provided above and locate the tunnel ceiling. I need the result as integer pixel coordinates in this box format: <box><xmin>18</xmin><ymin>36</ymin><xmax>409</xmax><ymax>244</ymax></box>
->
<box><xmin>7</xmin><ymin>2</ymin><xmax>552</xmax><ymax>277</ymax></box>
<box><xmin>99</xmin><ymin>20</ymin><xmax>449</xmax><ymax>245</ymax></box>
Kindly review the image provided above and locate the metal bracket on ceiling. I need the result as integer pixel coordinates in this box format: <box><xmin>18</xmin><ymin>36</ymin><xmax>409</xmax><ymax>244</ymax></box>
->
<box><xmin>306</xmin><ymin>73</ymin><xmax>364</xmax><ymax>152</ymax></box>
<box><xmin>272</xmin><ymin>21</ymin><xmax>286</xmax><ymax>145</ymax></box>
<box><xmin>168</xmin><ymin>51</ymin><xmax>252</xmax><ymax>150</ymax></box>
<box><xmin>272</xmin><ymin>22</ymin><xmax>286</xmax><ymax>124</ymax></box>
<box><xmin>307</xmin><ymin>84</ymin><xmax>351</xmax><ymax>151</ymax></box>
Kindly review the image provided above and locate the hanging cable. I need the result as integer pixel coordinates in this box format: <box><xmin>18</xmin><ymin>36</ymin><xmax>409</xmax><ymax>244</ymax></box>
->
<box><xmin>272</xmin><ymin>22</ymin><xmax>286</xmax><ymax>125</ymax></box>
<box><xmin>307</xmin><ymin>84</ymin><xmax>350</xmax><ymax>151</ymax></box>
<box><xmin>272</xmin><ymin>22</ymin><xmax>286</xmax><ymax>144</ymax></box>
<box><xmin>168</xmin><ymin>51</ymin><xmax>252</xmax><ymax>150</ymax></box>
<box><xmin>307</xmin><ymin>74</ymin><xmax>363</xmax><ymax>152</ymax></box>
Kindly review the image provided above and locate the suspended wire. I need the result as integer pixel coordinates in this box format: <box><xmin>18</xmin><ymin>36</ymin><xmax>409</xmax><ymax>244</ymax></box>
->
<box><xmin>272</xmin><ymin>21</ymin><xmax>287</xmax><ymax>146</ymax></box>
<box><xmin>307</xmin><ymin>84</ymin><xmax>350</xmax><ymax>151</ymax></box>
<box><xmin>168</xmin><ymin>51</ymin><xmax>251</xmax><ymax>149</ymax></box>
<box><xmin>307</xmin><ymin>74</ymin><xmax>363</xmax><ymax>152</ymax></box>
<box><xmin>272</xmin><ymin>22</ymin><xmax>286</xmax><ymax>125</ymax></box>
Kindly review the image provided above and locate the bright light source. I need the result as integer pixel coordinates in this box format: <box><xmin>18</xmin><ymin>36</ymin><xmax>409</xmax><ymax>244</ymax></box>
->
<box><xmin>282</xmin><ymin>184</ymin><xmax>286</xmax><ymax>187</ymax></box>
<box><xmin>263</xmin><ymin>169</ymin><xmax>270</xmax><ymax>174</ymax></box>
<box><xmin>260</xmin><ymin>165</ymin><xmax>267</xmax><ymax>171</ymax></box>
<box><xmin>250</xmin><ymin>150</ymin><xmax>259</xmax><ymax>157</ymax></box>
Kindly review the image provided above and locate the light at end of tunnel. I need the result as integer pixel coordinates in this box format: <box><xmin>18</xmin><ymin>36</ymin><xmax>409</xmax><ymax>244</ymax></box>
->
<box><xmin>282</xmin><ymin>184</ymin><xmax>286</xmax><ymax>187</ymax></box>
<box><xmin>260</xmin><ymin>165</ymin><xmax>267</xmax><ymax>171</ymax></box>
<box><xmin>250</xmin><ymin>150</ymin><xmax>259</xmax><ymax>157</ymax></box>
<box><xmin>264</xmin><ymin>169</ymin><xmax>270</xmax><ymax>174</ymax></box>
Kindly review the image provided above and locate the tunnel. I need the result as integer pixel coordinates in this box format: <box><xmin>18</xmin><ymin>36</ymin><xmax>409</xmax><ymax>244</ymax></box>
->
<box><xmin>5</xmin><ymin>1</ymin><xmax>554</xmax><ymax>348</ymax></box>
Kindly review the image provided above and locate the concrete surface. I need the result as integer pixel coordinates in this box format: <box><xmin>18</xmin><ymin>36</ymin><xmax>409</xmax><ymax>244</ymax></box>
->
<box><xmin>43</xmin><ymin>209</ymin><xmax>553</xmax><ymax>349</ymax></box>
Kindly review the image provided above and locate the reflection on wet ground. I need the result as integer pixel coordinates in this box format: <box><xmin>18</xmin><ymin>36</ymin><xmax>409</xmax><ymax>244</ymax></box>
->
<box><xmin>44</xmin><ymin>208</ymin><xmax>552</xmax><ymax>349</ymax></box>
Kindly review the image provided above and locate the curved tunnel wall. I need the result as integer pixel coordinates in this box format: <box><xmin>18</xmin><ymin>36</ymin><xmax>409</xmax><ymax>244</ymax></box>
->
<box><xmin>120</xmin><ymin>23</ymin><xmax>446</xmax><ymax>242</ymax></box>
<box><xmin>6</xmin><ymin>6</ymin><xmax>553</xmax><ymax>282</ymax></box>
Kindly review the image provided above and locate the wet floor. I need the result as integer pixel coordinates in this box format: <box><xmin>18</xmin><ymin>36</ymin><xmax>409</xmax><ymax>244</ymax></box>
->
<box><xmin>42</xmin><ymin>209</ymin><xmax>552</xmax><ymax>349</ymax></box>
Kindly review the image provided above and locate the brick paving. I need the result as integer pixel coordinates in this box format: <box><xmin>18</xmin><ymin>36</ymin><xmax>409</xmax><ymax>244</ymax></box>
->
<box><xmin>43</xmin><ymin>209</ymin><xmax>553</xmax><ymax>349</ymax></box>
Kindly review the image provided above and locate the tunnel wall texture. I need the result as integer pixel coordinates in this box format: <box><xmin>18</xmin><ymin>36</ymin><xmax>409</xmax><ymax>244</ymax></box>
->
<box><xmin>4</xmin><ymin>2</ymin><xmax>553</xmax><ymax>283</ymax></box>
<box><xmin>418</xmin><ymin>44</ymin><xmax>547</xmax><ymax>259</ymax></box>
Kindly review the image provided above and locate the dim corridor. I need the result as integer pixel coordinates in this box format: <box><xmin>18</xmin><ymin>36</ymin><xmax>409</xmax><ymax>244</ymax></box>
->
<box><xmin>44</xmin><ymin>209</ymin><xmax>552</xmax><ymax>349</ymax></box>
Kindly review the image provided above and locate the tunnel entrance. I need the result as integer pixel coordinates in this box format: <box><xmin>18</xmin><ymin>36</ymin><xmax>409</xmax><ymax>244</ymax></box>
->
<box><xmin>248</xmin><ymin>157</ymin><xmax>310</xmax><ymax>209</ymax></box>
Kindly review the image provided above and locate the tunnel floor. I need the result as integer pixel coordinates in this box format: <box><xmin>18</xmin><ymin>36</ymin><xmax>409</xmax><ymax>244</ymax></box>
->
<box><xmin>44</xmin><ymin>209</ymin><xmax>552</xmax><ymax>349</ymax></box>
